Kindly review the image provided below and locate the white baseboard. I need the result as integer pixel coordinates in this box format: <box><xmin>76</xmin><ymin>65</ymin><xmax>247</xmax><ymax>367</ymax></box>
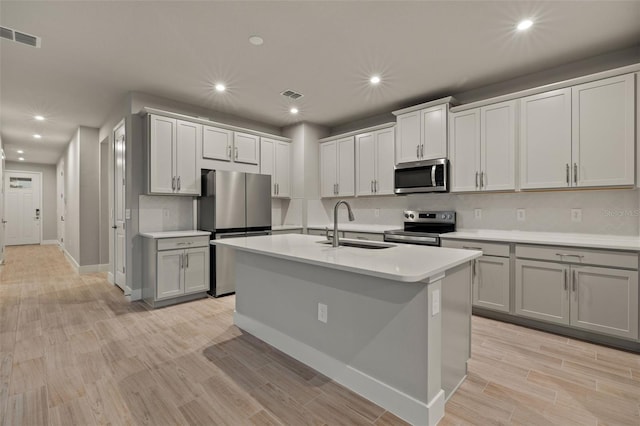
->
<box><xmin>41</xmin><ymin>240</ymin><xmax>58</xmax><ymax>245</ymax></box>
<box><xmin>107</xmin><ymin>272</ymin><xmax>115</xmax><ymax>284</ymax></box>
<box><xmin>127</xmin><ymin>288</ymin><xmax>141</xmax><ymax>301</ymax></box>
<box><xmin>63</xmin><ymin>249</ymin><xmax>80</xmax><ymax>272</ymax></box>
<box><xmin>234</xmin><ymin>312</ymin><xmax>443</xmax><ymax>426</ymax></box>
<box><xmin>78</xmin><ymin>264</ymin><xmax>110</xmax><ymax>274</ymax></box>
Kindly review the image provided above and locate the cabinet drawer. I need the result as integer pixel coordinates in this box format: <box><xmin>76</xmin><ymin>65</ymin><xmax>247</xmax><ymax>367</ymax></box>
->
<box><xmin>442</xmin><ymin>239</ymin><xmax>509</xmax><ymax>257</ymax></box>
<box><xmin>157</xmin><ymin>236</ymin><xmax>209</xmax><ymax>251</ymax></box>
<box><xmin>343</xmin><ymin>231</ymin><xmax>384</xmax><ymax>242</ymax></box>
<box><xmin>516</xmin><ymin>244</ymin><xmax>638</xmax><ymax>270</ymax></box>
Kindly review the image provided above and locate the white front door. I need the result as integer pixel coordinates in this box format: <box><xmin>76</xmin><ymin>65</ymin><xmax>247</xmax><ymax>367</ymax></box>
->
<box><xmin>113</xmin><ymin>122</ymin><xmax>127</xmax><ymax>291</ymax></box>
<box><xmin>4</xmin><ymin>171</ymin><xmax>41</xmax><ymax>246</ymax></box>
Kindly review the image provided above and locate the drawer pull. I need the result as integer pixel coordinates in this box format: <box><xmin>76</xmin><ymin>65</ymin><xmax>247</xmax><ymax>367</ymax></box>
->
<box><xmin>176</xmin><ymin>242</ymin><xmax>194</xmax><ymax>246</ymax></box>
<box><xmin>572</xmin><ymin>270</ymin><xmax>577</xmax><ymax>292</ymax></box>
<box><xmin>462</xmin><ymin>246</ymin><xmax>483</xmax><ymax>251</ymax></box>
<box><xmin>555</xmin><ymin>253</ymin><xmax>584</xmax><ymax>259</ymax></box>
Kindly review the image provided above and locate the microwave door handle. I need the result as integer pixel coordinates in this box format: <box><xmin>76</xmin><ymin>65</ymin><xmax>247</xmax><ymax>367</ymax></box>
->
<box><xmin>431</xmin><ymin>166</ymin><xmax>437</xmax><ymax>187</ymax></box>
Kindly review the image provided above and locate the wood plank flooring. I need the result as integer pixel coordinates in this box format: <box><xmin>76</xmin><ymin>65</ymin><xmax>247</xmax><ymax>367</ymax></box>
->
<box><xmin>1</xmin><ymin>245</ymin><xmax>639</xmax><ymax>425</ymax></box>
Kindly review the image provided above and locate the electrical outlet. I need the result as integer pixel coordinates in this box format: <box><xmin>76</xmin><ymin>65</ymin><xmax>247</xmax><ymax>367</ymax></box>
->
<box><xmin>571</xmin><ymin>208</ymin><xmax>582</xmax><ymax>223</ymax></box>
<box><xmin>474</xmin><ymin>209</ymin><xmax>482</xmax><ymax>220</ymax></box>
<box><xmin>516</xmin><ymin>209</ymin><xmax>526</xmax><ymax>222</ymax></box>
<box><xmin>318</xmin><ymin>303</ymin><xmax>327</xmax><ymax>323</ymax></box>
<box><xmin>163</xmin><ymin>208</ymin><xmax>170</xmax><ymax>218</ymax></box>
<box><xmin>432</xmin><ymin>290</ymin><xmax>440</xmax><ymax>316</ymax></box>
<box><xmin>374</xmin><ymin>208</ymin><xmax>380</xmax><ymax>218</ymax></box>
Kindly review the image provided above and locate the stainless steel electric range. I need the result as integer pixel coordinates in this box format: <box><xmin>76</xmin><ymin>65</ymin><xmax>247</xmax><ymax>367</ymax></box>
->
<box><xmin>383</xmin><ymin>210</ymin><xmax>456</xmax><ymax>246</ymax></box>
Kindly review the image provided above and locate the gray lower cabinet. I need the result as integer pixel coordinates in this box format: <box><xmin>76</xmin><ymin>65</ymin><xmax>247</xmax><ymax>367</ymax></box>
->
<box><xmin>271</xmin><ymin>228</ymin><xmax>303</xmax><ymax>235</ymax></box>
<box><xmin>143</xmin><ymin>235</ymin><xmax>210</xmax><ymax>307</ymax></box>
<box><xmin>442</xmin><ymin>239</ymin><xmax>510</xmax><ymax>313</ymax></box>
<box><xmin>516</xmin><ymin>249</ymin><xmax>639</xmax><ymax>340</ymax></box>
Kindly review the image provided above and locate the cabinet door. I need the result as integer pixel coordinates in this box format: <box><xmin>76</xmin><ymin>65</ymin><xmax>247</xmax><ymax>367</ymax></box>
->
<box><xmin>449</xmin><ymin>109</ymin><xmax>480</xmax><ymax>192</ymax></box>
<box><xmin>570</xmin><ymin>266</ymin><xmax>638</xmax><ymax>339</ymax></box>
<box><xmin>474</xmin><ymin>256</ymin><xmax>510</xmax><ymax>313</ymax></box>
<box><xmin>421</xmin><ymin>104</ymin><xmax>448</xmax><ymax>160</ymax></box>
<box><xmin>234</xmin><ymin>132</ymin><xmax>259</xmax><ymax>164</ymax></box>
<box><xmin>375</xmin><ymin>127</ymin><xmax>395</xmax><ymax>195</ymax></box>
<box><xmin>515</xmin><ymin>259</ymin><xmax>570</xmax><ymax>325</ymax></box>
<box><xmin>572</xmin><ymin>74</ymin><xmax>635</xmax><ymax>187</ymax></box>
<box><xmin>395</xmin><ymin>111</ymin><xmax>420</xmax><ymax>164</ymax></box>
<box><xmin>481</xmin><ymin>101</ymin><xmax>516</xmax><ymax>191</ymax></box>
<box><xmin>355</xmin><ymin>132</ymin><xmax>376</xmax><ymax>196</ymax></box>
<box><xmin>175</xmin><ymin>120</ymin><xmax>200</xmax><ymax>195</ymax></box>
<box><xmin>275</xmin><ymin>141</ymin><xmax>291</xmax><ymax>198</ymax></box>
<box><xmin>203</xmin><ymin>125</ymin><xmax>232</xmax><ymax>161</ymax></box>
<box><xmin>336</xmin><ymin>137</ymin><xmax>355</xmax><ymax>197</ymax></box>
<box><xmin>149</xmin><ymin>115</ymin><xmax>176</xmax><ymax>194</ymax></box>
<box><xmin>260</xmin><ymin>138</ymin><xmax>276</xmax><ymax>196</ymax></box>
<box><xmin>320</xmin><ymin>141</ymin><xmax>337</xmax><ymax>197</ymax></box>
<box><xmin>156</xmin><ymin>250</ymin><xmax>183</xmax><ymax>300</ymax></box>
<box><xmin>519</xmin><ymin>88</ymin><xmax>572</xmax><ymax>189</ymax></box>
<box><xmin>183</xmin><ymin>247</ymin><xmax>210</xmax><ymax>295</ymax></box>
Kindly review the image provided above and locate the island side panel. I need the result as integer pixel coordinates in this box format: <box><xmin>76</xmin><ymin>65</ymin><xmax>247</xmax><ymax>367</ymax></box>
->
<box><xmin>233</xmin><ymin>251</ymin><xmax>444</xmax><ymax>424</ymax></box>
<box><xmin>441</xmin><ymin>262</ymin><xmax>472</xmax><ymax>399</ymax></box>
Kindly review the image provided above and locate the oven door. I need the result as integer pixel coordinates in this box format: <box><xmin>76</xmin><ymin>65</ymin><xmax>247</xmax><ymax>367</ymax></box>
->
<box><xmin>394</xmin><ymin>158</ymin><xmax>448</xmax><ymax>194</ymax></box>
<box><xmin>383</xmin><ymin>231</ymin><xmax>440</xmax><ymax>246</ymax></box>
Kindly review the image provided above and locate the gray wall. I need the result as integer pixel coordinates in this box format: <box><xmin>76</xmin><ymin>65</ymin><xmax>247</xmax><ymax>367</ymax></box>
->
<box><xmin>99</xmin><ymin>140</ymin><xmax>109</xmax><ymax>264</ymax></box>
<box><xmin>5</xmin><ymin>161</ymin><xmax>57</xmax><ymax>242</ymax></box>
<box><xmin>61</xmin><ymin>130</ymin><xmax>80</xmax><ymax>262</ymax></box>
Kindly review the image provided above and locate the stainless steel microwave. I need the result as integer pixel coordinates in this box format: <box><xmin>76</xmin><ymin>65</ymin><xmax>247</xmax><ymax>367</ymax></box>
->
<box><xmin>394</xmin><ymin>158</ymin><xmax>449</xmax><ymax>194</ymax></box>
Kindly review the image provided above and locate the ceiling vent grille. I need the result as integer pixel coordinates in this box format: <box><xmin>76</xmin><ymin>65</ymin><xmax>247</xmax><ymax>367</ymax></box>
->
<box><xmin>0</xmin><ymin>26</ymin><xmax>41</xmax><ymax>48</ymax></box>
<box><xmin>281</xmin><ymin>89</ymin><xmax>304</xmax><ymax>100</ymax></box>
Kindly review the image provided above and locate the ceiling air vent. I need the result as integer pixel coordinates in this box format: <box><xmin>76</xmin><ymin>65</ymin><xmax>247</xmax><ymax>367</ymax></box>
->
<box><xmin>281</xmin><ymin>89</ymin><xmax>304</xmax><ymax>100</ymax></box>
<box><xmin>0</xmin><ymin>26</ymin><xmax>41</xmax><ymax>48</ymax></box>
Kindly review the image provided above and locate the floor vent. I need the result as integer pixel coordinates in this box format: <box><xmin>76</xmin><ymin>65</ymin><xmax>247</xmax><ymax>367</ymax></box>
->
<box><xmin>0</xmin><ymin>26</ymin><xmax>41</xmax><ymax>48</ymax></box>
<box><xmin>281</xmin><ymin>89</ymin><xmax>304</xmax><ymax>100</ymax></box>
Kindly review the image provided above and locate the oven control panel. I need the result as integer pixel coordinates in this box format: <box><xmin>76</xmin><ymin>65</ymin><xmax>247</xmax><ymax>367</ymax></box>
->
<box><xmin>403</xmin><ymin>210</ymin><xmax>456</xmax><ymax>224</ymax></box>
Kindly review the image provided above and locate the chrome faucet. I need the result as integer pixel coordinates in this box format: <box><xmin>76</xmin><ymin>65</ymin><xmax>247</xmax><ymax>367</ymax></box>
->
<box><xmin>333</xmin><ymin>200</ymin><xmax>355</xmax><ymax>247</ymax></box>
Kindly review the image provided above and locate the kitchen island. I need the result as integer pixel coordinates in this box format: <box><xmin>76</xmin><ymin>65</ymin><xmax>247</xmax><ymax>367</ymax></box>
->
<box><xmin>212</xmin><ymin>234</ymin><xmax>481</xmax><ymax>425</ymax></box>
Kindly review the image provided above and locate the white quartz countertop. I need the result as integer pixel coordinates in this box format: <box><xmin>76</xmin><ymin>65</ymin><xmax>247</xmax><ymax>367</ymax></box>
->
<box><xmin>307</xmin><ymin>223</ymin><xmax>399</xmax><ymax>233</ymax></box>
<box><xmin>212</xmin><ymin>234</ymin><xmax>481</xmax><ymax>282</ymax></box>
<box><xmin>139</xmin><ymin>230</ymin><xmax>211</xmax><ymax>239</ymax></box>
<box><xmin>272</xmin><ymin>225</ymin><xmax>304</xmax><ymax>231</ymax></box>
<box><xmin>441</xmin><ymin>229</ymin><xmax>640</xmax><ymax>251</ymax></box>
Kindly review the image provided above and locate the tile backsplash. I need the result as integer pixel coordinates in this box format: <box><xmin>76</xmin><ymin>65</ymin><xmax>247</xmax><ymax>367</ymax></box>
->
<box><xmin>318</xmin><ymin>188</ymin><xmax>640</xmax><ymax>236</ymax></box>
<box><xmin>139</xmin><ymin>195</ymin><xmax>194</xmax><ymax>233</ymax></box>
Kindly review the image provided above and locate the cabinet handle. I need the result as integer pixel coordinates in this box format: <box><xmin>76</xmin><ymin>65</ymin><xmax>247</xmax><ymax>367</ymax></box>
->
<box><xmin>172</xmin><ymin>176</ymin><xmax>176</xmax><ymax>190</ymax></box>
<box><xmin>235</xmin><ymin>146</ymin><xmax>239</xmax><ymax>159</ymax></box>
<box><xmin>276</xmin><ymin>183</ymin><xmax>279</xmax><ymax>195</ymax></box>
<box><xmin>179</xmin><ymin>254</ymin><xmax>183</xmax><ymax>269</ymax></box>
<box><xmin>572</xmin><ymin>270</ymin><xmax>577</xmax><ymax>292</ymax></box>
<box><xmin>185</xmin><ymin>253</ymin><xmax>189</xmax><ymax>268</ymax></box>
<box><xmin>416</xmin><ymin>144</ymin><xmax>419</xmax><ymax>158</ymax></box>
<box><xmin>336</xmin><ymin>183</ymin><xmax>339</xmax><ymax>194</ymax></box>
<box><xmin>480</xmin><ymin>171</ymin><xmax>484</xmax><ymax>189</ymax></box>
<box><xmin>573</xmin><ymin>163</ymin><xmax>578</xmax><ymax>185</ymax></box>
<box><xmin>473</xmin><ymin>259</ymin><xmax>477</xmax><ymax>278</ymax></box>
<box><xmin>475</xmin><ymin>172</ymin><xmax>479</xmax><ymax>188</ymax></box>
<box><xmin>274</xmin><ymin>183</ymin><xmax>276</xmax><ymax>195</ymax></box>
<box><xmin>374</xmin><ymin>179</ymin><xmax>377</xmax><ymax>193</ymax></box>
<box><xmin>555</xmin><ymin>253</ymin><xmax>584</xmax><ymax>259</ymax></box>
<box><xmin>177</xmin><ymin>176</ymin><xmax>181</xmax><ymax>191</ymax></box>
<box><xmin>564</xmin><ymin>269</ymin><xmax>568</xmax><ymax>291</ymax></box>
<box><xmin>421</xmin><ymin>144</ymin><xmax>424</xmax><ymax>158</ymax></box>
<box><xmin>227</xmin><ymin>145</ymin><xmax>232</xmax><ymax>159</ymax></box>
<box><xmin>371</xmin><ymin>180</ymin><xmax>374</xmax><ymax>193</ymax></box>
<box><xmin>462</xmin><ymin>246</ymin><xmax>483</xmax><ymax>251</ymax></box>
<box><xmin>566</xmin><ymin>164</ymin><xmax>570</xmax><ymax>185</ymax></box>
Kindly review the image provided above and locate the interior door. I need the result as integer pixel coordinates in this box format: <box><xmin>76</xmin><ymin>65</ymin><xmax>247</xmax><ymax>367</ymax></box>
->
<box><xmin>57</xmin><ymin>162</ymin><xmax>65</xmax><ymax>250</ymax></box>
<box><xmin>4</xmin><ymin>171</ymin><xmax>41</xmax><ymax>245</ymax></box>
<box><xmin>0</xmin><ymin>151</ymin><xmax>4</xmax><ymax>262</ymax></box>
<box><xmin>114</xmin><ymin>122</ymin><xmax>127</xmax><ymax>291</ymax></box>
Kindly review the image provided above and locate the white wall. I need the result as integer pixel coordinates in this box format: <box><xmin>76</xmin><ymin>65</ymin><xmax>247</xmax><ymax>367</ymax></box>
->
<box><xmin>316</xmin><ymin>189</ymin><xmax>640</xmax><ymax>236</ymax></box>
<box><xmin>5</xmin><ymin>161</ymin><xmax>57</xmax><ymax>241</ymax></box>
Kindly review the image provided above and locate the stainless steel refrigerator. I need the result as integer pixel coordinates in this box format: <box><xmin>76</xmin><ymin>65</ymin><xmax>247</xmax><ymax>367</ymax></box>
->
<box><xmin>198</xmin><ymin>170</ymin><xmax>272</xmax><ymax>297</ymax></box>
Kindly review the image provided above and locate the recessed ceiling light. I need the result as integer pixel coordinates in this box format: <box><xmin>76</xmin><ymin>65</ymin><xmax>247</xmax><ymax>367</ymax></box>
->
<box><xmin>249</xmin><ymin>35</ymin><xmax>264</xmax><ymax>46</ymax></box>
<box><xmin>215</xmin><ymin>83</ymin><xmax>226</xmax><ymax>92</ymax></box>
<box><xmin>34</xmin><ymin>115</ymin><xmax>45</xmax><ymax>121</ymax></box>
<box><xmin>290</xmin><ymin>107</ymin><xmax>299</xmax><ymax>115</ymax></box>
<box><xmin>33</xmin><ymin>134</ymin><xmax>42</xmax><ymax>139</ymax></box>
<box><xmin>517</xmin><ymin>19</ymin><xmax>533</xmax><ymax>31</ymax></box>
<box><xmin>18</xmin><ymin>157</ymin><xmax>25</xmax><ymax>161</ymax></box>
<box><xmin>17</xmin><ymin>150</ymin><xmax>24</xmax><ymax>154</ymax></box>
<box><xmin>370</xmin><ymin>75</ymin><xmax>381</xmax><ymax>85</ymax></box>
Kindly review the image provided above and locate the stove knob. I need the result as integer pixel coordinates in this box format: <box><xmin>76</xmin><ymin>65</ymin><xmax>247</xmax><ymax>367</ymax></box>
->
<box><xmin>441</xmin><ymin>214</ymin><xmax>446</xmax><ymax>219</ymax></box>
<box><xmin>409</xmin><ymin>213</ymin><xmax>415</xmax><ymax>219</ymax></box>
<box><xmin>404</xmin><ymin>213</ymin><xmax>409</xmax><ymax>219</ymax></box>
<box><xmin>447</xmin><ymin>214</ymin><xmax>452</xmax><ymax>220</ymax></box>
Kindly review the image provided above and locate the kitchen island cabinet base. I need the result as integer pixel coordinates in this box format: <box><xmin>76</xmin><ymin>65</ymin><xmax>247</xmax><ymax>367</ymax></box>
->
<box><xmin>232</xmin><ymin>251</ymin><xmax>472</xmax><ymax>426</ymax></box>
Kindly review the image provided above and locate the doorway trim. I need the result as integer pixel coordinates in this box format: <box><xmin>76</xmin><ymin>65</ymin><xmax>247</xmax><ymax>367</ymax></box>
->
<box><xmin>4</xmin><ymin>170</ymin><xmax>43</xmax><ymax>245</ymax></box>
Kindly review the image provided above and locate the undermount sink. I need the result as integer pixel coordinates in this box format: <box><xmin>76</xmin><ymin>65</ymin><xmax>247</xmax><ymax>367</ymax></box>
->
<box><xmin>317</xmin><ymin>239</ymin><xmax>395</xmax><ymax>250</ymax></box>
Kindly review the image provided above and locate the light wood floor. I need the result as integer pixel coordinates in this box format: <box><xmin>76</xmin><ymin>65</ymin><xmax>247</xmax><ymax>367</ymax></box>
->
<box><xmin>0</xmin><ymin>245</ymin><xmax>638</xmax><ymax>426</ymax></box>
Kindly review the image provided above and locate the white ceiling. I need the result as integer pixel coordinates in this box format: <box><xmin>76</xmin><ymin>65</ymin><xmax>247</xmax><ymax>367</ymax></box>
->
<box><xmin>1</xmin><ymin>1</ymin><xmax>639</xmax><ymax>164</ymax></box>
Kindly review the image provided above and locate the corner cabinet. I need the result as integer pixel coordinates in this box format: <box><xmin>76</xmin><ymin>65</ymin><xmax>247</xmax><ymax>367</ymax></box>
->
<box><xmin>142</xmin><ymin>234</ymin><xmax>210</xmax><ymax>308</ymax></box>
<box><xmin>260</xmin><ymin>137</ymin><xmax>291</xmax><ymax>198</ymax></box>
<box><xmin>393</xmin><ymin>98</ymin><xmax>452</xmax><ymax>165</ymax></box>
<box><xmin>520</xmin><ymin>73</ymin><xmax>635</xmax><ymax>190</ymax></box>
<box><xmin>449</xmin><ymin>100</ymin><xmax>516</xmax><ymax>192</ymax></box>
<box><xmin>320</xmin><ymin>136</ymin><xmax>355</xmax><ymax>198</ymax></box>
<box><xmin>355</xmin><ymin>127</ymin><xmax>395</xmax><ymax>196</ymax></box>
<box><xmin>515</xmin><ymin>245</ymin><xmax>638</xmax><ymax>340</ymax></box>
<box><xmin>148</xmin><ymin>114</ymin><xmax>200</xmax><ymax>195</ymax></box>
